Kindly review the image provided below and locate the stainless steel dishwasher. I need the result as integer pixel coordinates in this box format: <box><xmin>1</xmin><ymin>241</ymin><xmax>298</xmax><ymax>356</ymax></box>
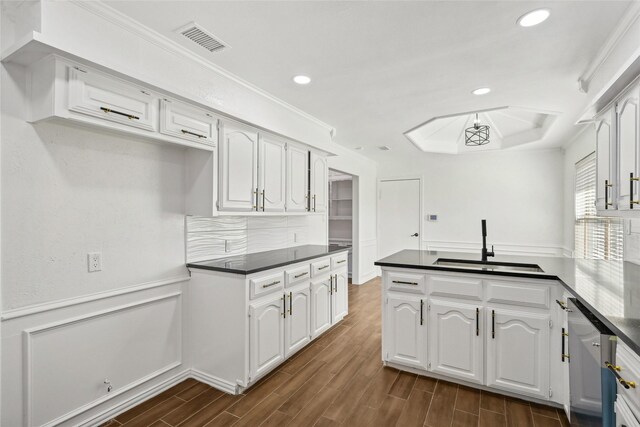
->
<box><xmin>568</xmin><ymin>298</ymin><xmax>617</xmax><ymax>426</ymax></box>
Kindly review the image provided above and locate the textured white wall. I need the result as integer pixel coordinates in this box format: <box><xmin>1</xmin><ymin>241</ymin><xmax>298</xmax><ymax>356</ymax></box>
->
<box><xmin>378</xmin><ymin>149</ymin><xmax>565</xmax><ymax>255</ymax></box>
<box><xmin>1</xmin><ymin>62</ymin><xmax>188</xmax><ymax>310</ymax></box>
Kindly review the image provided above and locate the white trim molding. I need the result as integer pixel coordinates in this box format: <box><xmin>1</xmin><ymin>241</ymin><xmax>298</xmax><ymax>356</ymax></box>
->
<box><xmin>190</xmin><ymin>369</ymin><xmax>239</xmax><ymax>395</ymax></box>
<box><xmin>424</xmin><ymin>240</ymin><xmax>565</xmax><ymax>257</ymax></box>
<box><xmin>1</xmin><ymin>275</ymin><xmax>190</xmax><ymax>321</ymax></box>
<box><xmin>577</xmin><ymin>1</ymin><xmax>640</xmax><ymax>93</ymax></box>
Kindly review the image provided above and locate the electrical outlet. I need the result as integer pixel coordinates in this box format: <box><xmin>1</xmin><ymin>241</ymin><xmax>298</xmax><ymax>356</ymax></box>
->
<box><xmin>88</xmin><ymin>252</ymin><xmax>102</xmax><ymax>272</ymax></box>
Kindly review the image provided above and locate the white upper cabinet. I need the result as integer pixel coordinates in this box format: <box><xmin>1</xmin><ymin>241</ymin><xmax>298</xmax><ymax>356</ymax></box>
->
<box><xmin>428</xmin><ymin>299</ymin><xmax>483</xmax><ymax>384</ymax></box>
<box><xmin>67</xmin><ymin>65</ymin><xmax>158</xmax><ymax>132</ymax></box>
<box><xmin>258</xmin><ymin>135</ymin><xmax>287</xmax><ymax>212</ymax></box>
<box><xmin>159</xmin><ymin>99</ymin><xmax>217</xmax><ymax>146</ymax></box>
<box><xmin>486</xmin><ymin>308</ymin><xmax>549</xmax><ymax>399</ymax></box>
<box><xmin>286</xmin><ymin>144</ymin><xmax>310</xmax><ymax>212</ymax></box>
<box><xmin>617</xmin><ymin>83</ymin><xmax>640</xmax><ymax>210</ymax></box>
<box><xmin>595</xmin><ymin>107</ymin><xmax>615</xmax><ymax>211</ymax></box>
<box><xmin>218</xmin><ymin>120</ymin><xmax>259</xmax><ymax>212</ymax></box>
<box><xmin>310</xmin><ymin>152</ymin><xmax>328</xmax><ymax>212</ymax></box>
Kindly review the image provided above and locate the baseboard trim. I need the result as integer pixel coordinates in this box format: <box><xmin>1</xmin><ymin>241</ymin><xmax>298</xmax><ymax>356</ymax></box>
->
<box><xmin>2</xmin><ymin>274</ymin><xmax>190</xmax><ymax>321</ymax></box>
<box><xmin>190</xmin><ymin>369</ymin><xmax>239</xmax><ymax>395</ymax></box>
<box><xmin>355</xmin><ymin>270</ymin><xmax>379</xmax><ymax>285</ymax></box>
<box><xmin>78</xmin><ymin>369</ymin><xmax>191</xmax><ymax>427</ymax></box>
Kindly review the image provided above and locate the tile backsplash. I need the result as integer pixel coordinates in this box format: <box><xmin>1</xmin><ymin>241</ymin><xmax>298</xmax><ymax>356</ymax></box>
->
<box><xmin>185</xmin><ymin>215</ymin><xmax>326</xmax><ymax>262</ymax></box>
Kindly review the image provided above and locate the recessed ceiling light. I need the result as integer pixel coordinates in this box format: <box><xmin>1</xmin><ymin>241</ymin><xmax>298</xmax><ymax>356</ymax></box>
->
<box><xmin>472</xmin><ymin>87</ymin><xmax>491</xmax><ymax>95</ymax></box>
<box><xmin>517</xmin><ymin>8</ymin><xmax>550</xmax><ymax>27</ymax></box>
<box><xmin>293</xmin><ymin>75</ymin><xmax>311</xmax><ymax>85</ymax></box>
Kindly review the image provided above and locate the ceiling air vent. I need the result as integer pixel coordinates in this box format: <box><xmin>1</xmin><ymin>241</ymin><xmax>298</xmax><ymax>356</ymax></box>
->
<box><xmin>178</xmin><ymin>22</ymin><xmax>228</xmax><ymax>53</ymax></box>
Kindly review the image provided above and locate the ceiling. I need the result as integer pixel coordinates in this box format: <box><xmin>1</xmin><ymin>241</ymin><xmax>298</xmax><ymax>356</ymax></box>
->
<box><xmin>105</xmin><ymin>1</ymin><xmax>633</xmax><ymax>162</ymax></box>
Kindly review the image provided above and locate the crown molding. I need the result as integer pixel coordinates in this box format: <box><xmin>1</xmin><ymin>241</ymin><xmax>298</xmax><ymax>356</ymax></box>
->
<box><xmin>578</xmin><ymin>1</ymin><xmax>640</xmax><ymax>93</ymax></box>
<box><xmin>69</xmin><ymin>0</ymin><xmax>336</xmax><ymax>137</ymax></box>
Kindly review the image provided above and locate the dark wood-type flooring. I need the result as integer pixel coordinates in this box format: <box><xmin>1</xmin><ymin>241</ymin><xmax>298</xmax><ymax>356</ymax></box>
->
<box><xmin>102</xmin><ymin>277</ymin><xmax>569</xmax><ymax>427</ymax></box>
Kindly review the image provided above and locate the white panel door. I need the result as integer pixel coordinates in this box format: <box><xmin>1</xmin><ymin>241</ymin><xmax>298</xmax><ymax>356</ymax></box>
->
<box><xmin>384</xmin><ymin>295</ymin><xmax>426</xmax><ymax>369</ymax></box>
<box><xmin>310</xmin><ymin>152</ymin><xmax>328</xmax><ymax>212</ymax></box>
<box><xmin>595</xmin><ymin>108</ymin><xmax>614</xmax><ymax>211</ymax></box>
<box><xmin>617</xmin><ymin>84</ymin><xmax>639</xmax><ymax>210</ymax></box>
<box><xmin>219</xmin><ymin>120</ymin><xmax>259</xmax><ymax>211</ymax></box>
<box><xmin>486</xmin><ymin>308</ymin><xmax>549</xmax><ymax>399</ymax></box>
<box><xmin>286</xmin><ymin>145</ymin><xmax>309</xmax><ymax>212</ymax></box>
<box><xmin>428</xmin><ymin>299</ymin><xmax>483</xmax><ymax>384</ymax></box>
<box><xmin>285</xmin><ymin>283</ymin><xmax>311</xmax><ymax>357</ymax></box>
<box><xmin>159</xmin><ymin>99</ymin><xmax>217</xmax><ymax>146</ymax></box>
<box><xmin>332</xmin><ymin>269</ymin><xmax>349</xmax><ymax>323</ymax></box>
<box><xmin>378</xmin><ymin>179</ymin><xmax>421</xmax><ymax>259</ymax></box>
<box><xmin>311</xmin><ymin>279</ymin><xmax>332</xmax><ymax>338</ymax></box>
<box><xmin>258</xmin><ymin>135</ymin><xmax>286</xmax><ymax>212</ymax></box>
<box><xmin>249</xmin><ymin>294</ymin><xmax>285</xmax><ymax>381</ymax></box>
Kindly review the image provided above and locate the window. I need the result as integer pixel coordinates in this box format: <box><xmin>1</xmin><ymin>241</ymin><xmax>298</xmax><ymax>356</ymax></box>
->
<box><xmin>574</xmin><ymin>152</ymin><xmax>623</xmax><ymax>260</ymax></box>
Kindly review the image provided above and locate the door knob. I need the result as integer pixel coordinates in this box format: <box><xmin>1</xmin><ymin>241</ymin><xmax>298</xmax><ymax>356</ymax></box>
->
<box><xmin>411</xmin><ymin>233</ymin><xmax>419</xmax><ymax>237</ymax></box>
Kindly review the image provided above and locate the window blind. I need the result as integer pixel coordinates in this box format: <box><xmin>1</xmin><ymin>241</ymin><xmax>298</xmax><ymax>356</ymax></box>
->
<box><xmin>574</xmin><ymin>152</ymin><xmax>623</xmax><ymax>260</ymax></box>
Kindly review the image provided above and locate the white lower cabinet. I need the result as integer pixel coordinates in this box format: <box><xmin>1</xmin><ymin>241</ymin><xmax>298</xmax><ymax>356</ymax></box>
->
<box><xmin>189</xmin><ymin>251</ymin><xmax>348</xmax><ymax>393</ymax></box>
<box><xmin>385</xmin><ymin>295</ymin><xmax>427</xmax><ymax>369</ymax></box>
<box><xmin>249</xmin><ymin>293</ymin><xmax>286</xmax><ymax>380</ymax></box>
<box><xmin>285</xmin><ymin>283</ymin><xmax>311</xmax><ymax>357</ymax></box>
<box><xmin>382</xmin><ymin>269</ymin><xmax>561</xmax><ymax>405</ymax></box>
<box><xmin>333</xmin><ymin>269</ymin><xmax>349</xmax><ymax>322</ymax></box>
<box><xmin>616</xmin><ymin>395</ymin><xmax>640</xmax><ymax>427</ymax></box>
<box><xmin>428</xmin><ymin>300</ymin><xmax>483</xmax><ymax>384</ymax></box>
<box><xmin>486</xmin><ymin>308</ymin><xmax>550</xmax><ymax>399</ymax></box>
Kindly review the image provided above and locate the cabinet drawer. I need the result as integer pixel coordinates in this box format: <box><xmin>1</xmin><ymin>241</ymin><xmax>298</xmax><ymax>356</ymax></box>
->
<box><xmin>485</xmin><ymin>280</ymin><xmax>550</xmax><ymax>309</ymax></box>
<box><xmin>429</xmin><ymin>275</ymin><xmax>482</xmax><ymax>300</ymax></box>
<box><xmin>616</xmin><ymin>341</ymin><xmax>640</xmax><ymax>415</ymax></box>
<box><xmin>159</xmin><ymin>99</ymin><xmax>217</xmax><ymax>146</ymax></box>
<box><xmin>67</xmin><ymin>66</ymin><xmax>157</xmax><ymax>132</ymax></box>
<box><xmin>331</xmin><ymin>253</ymin><xmax>348</xmax><ymax>270</ymax></box>
<box><xmin>311</xmin><ymin>259</ymin><xmax>332</xmax><ymax>277</ymax></box>
<box><xmin>285</xmin><ymin>265</ymin><xmax>311</xmax><ymax>287</ymax></box>
<box><xmin>387</xmin><ymin>271</ymin><xmax>426</xmax><ymax>294</ymax></box>
<box><xmin>616</xmin><ymin>394</ymin><xmax>640</xmax><ymax>427</ymax></box>
<box><xmin>250</xmin><ymin>272</ymin><xmax>285</xmax><ymax>299</ymax></box>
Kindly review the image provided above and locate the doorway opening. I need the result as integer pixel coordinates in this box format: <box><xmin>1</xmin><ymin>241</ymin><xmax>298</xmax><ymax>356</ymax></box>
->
<box><xmin>328</xmin><ymin>169</ymin><xmax>354</xmax><ymax>279</ymax></box>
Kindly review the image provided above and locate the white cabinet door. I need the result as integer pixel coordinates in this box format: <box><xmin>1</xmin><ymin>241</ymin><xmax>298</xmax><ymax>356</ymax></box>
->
<box><xmin>309</xmin><ymin>152</ymin><xmax>328</xmax><ymax>212</ymax></box>
<box><xmin>67</xmin><ymin>66</ymin><xmax>158</xmax><ymax>132</ymax></box>
<box><xmin>284</xmin><ymin>284</ymin><xmax>311</xmax><ymax>357</ymax></box>
<box><xmin>596</xmin><ymin>107</ymin><xmax>615</xmax><ymax>211</ymax></box>
<box><xmin>486</xmin><ymin>308</ymin><xmax>549</xmax><ymax>399</ymax></box>
<box><xmin>219</xmin><ymin>120</ymin><xmax>259</xmax><ymax>211</ymax></box>
<box><xmin>311</xmin><ymin>279</ymin><xmax>332</xmax><ymax>338</ymax></box>
<box><xmin>159</xmin><ymin>99</ymin><xmax>217</xmax><ymax>146</ymax></box>
<box><xmin>286</xmin><ymin>145</ymin><xmax>309</xmax><ymax>212</ymax></box>
<box><xmin>258</xmin><ymin>135</ymin><xmax>286</xmax><ymax>212</ymax></box>
<box><xmin>428</xmin><ymin>300</ymin><xmax>483</xmax><ymax>384</ymax></box>
<box><xmin>384</xmin><ymin>295</ymin><xmax>426</xmax><ymax>370</ymax></box>
<box><xmin>332</xmin><ymin>269</ymin><xmax>349</xmax><ymax>323</ymax></box>
<box><xmin>249</xmin><ymin>294</ymin><xmax>285</xmax><ymax>381</ymax></box>
<box><xmin>617</xmin><ymin>84</ymin><xmax>639</xmax><ymax>210</ymax></box>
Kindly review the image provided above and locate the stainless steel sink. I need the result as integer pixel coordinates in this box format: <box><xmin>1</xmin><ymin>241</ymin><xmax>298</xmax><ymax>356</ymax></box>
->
<box><xmin>433</xmin><ymin>258</ymin><xmax>544</xmax><ymax>273</ymax></box>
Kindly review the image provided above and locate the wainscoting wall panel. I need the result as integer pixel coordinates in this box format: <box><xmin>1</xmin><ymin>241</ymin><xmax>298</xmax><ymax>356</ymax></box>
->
<box><xmin>1</xmin><ymin>277</ymin><xmax>189</xmax><ymax>427</ymax></box>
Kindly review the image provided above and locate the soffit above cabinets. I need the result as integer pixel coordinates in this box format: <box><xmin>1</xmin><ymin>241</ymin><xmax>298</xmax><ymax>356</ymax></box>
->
<box><xmin>404</xmin><ymin>106</ymin><xmax>560</xmax><ymax>154</ymax></box>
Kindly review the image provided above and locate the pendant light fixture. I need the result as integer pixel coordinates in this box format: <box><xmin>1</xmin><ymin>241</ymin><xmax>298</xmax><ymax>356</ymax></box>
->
<box><xmin>465</xmin><ymin>113</ymin><xmax>490</xmax><ymax>146</ymax></box>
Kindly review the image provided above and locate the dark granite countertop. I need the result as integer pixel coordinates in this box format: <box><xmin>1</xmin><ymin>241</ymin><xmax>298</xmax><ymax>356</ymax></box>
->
<box><xmin>376</xmin><ymin>250</ymin><xmax>640</xmax><ymax>355</ymax></box>
<box><xmin>187</xmin><ymin>245</ymin><xmax>348</xmax><ymax>275</ymax></box>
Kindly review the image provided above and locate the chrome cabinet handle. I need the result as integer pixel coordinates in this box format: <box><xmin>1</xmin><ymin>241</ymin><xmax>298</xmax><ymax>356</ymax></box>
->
<box><xmin>476</xmin><ymin>308</ymin><xmax>479</xmax><ymax>336</ymax></box>
<box><xmin>329</xmin><ymin>275</ymin><xmax>333</xmax><ymax>295</ymax></box>
<box><xmin>181</xmin><ymin>129</ymin><xmax>207</xmax><ymax>139</ymax></box>
<box><xmin>263</xmin><ymin>280</ymin><xmax>281</xmax><ymax>288</ymax></box>
<box><xmin>289</xmin><ymin>292</ymin><xmax>292</xmax><ymax>315</ymax></box>
<box><xmin>313</xmin><ymin>194</ymin><xmax>317</xmax><ymax>211</ymax></box>
<box><xmin>282</xmin><ymin>295</ymin><xmax>286</xmax><ymax>318</ymax></box>
<box><xmin>555</xmin><ymin>300</ymin><xmax>572</xmax><ymax>312</ymax></box>
<box><xmin>100</xmin><ymin>107</ymin><xmax>139</xmax><ymax>120</ymax></box>
<box><xmin>261</xmin><ymin>190</ymin><xmax>266</xmax><ymax>211</ymax></box>
<box><xmin>334</xmin><ymin>274</ymin><xmax>338</xmax><ymax>292</ymax></box>
<box><xmin>253</xmin><ymin>188</ymin><xmax>258</xmax><ymax>211</ymax></box>
<box><xmin>392</xmin><ymin>280</ymin><xmax>418</xmax><ymax>286</ymax></box>
<box><xmin>562</xmin><ymin>328</ymin><xmax>569</xmax><ymax>362</ymax></box>
<box><xmin>336</xmin><ymin>260</ymin><xmax>346</xmax><ymax>264</ymax></box>
<box><xmin>605</xmin><ymin>179</ymin><xmax>612</xmax><ymax>208</ymax></box>
<box><xmin>420</xmin><ymin>300</ymin><xmax>424</xmax><ymax>325</ymax></box>
<box><xmin>294</xmin><ymin>272</ymin><xmax>308</xmax><ymax>279</ymax></box>
<box><xmin>318</xmin><ymin>265</ymin><xmax>330</xmax><ymax>270</ymax></box>
<box><xmin>606</xmin><ymin>362</ymin><xmax>636</xmax><ymax>389</ymax></box>
<box><xmin>492</xmin><ymin>310</ymin><xmax>495</xmax><ymax>339</ymax></box>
